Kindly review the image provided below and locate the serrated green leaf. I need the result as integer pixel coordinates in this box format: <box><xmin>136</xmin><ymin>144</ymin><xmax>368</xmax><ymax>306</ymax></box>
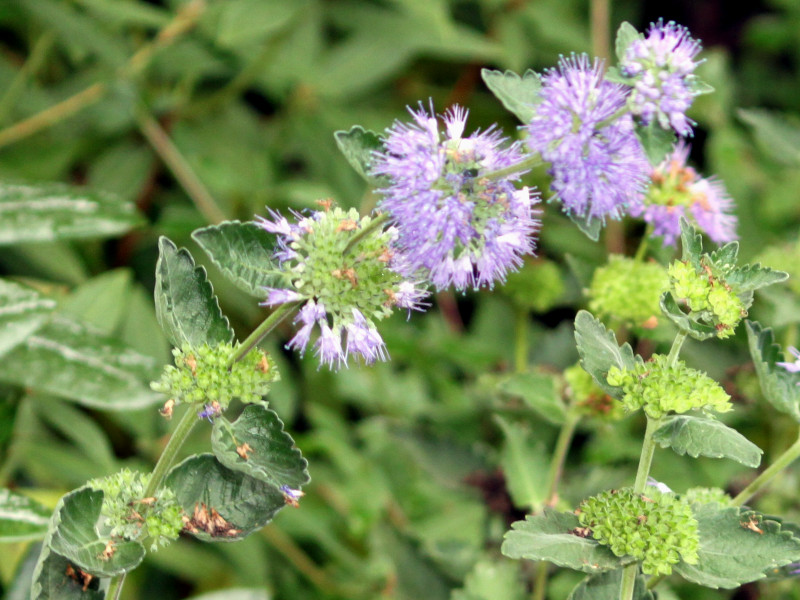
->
<box><xmin>568</xmin><ymin>569</ymin><xmax>653</xmax><ymax>600</ymax></box>
<box><xmin>502</xmin><ymin>510</ymin><xmax>622</xmax><ymax>572</ymax></box>
<box><xmin>30</xmin><ymin>546</ymin><xmax>104</xmax><ymax>600</ymax></box>
<box><xmin>0</xmin><ymin>279</ymin><xmax>55</xmax><ymax>359</ymax></box>
<box><xmin>675</xmin><ymin>504</ymin><xmax>800</xmax><ymax>588</ymax></box>
<box><xmin>737</xmin><ymin>108</ymin><xmax>800</xmax><ymax>166</ymax></box>
<box><xmin>568</xmin><ymin>211</ymin><xmax>603</xmax><ymax>242</ymax></box>
<box><xmin>192</xmin><ymin>221</ymin><xmax>285</xmax><ymax>298</ymax></box>
<box><xmin>154</xmin><ymin>237</ymin><xmax>234</xmax><ymax>348</ymax></box>
<box><xmin>0</xmin><ymin>488</ymin><xmax>50</xmax><ymax>542</ymax></box>
<box><xmin>333</xmin><ymin>126</ymin><xmax>386</xmax><ymax>184</ymax></box>
<box><xmin>0</xmin><ymin>315</ymin><xmax>160</xmax><ymax>410</ymax></box>
<box><xmin>497</xmin><ymin>371</ymin><xmax>566</xmax><ymax>424</ymax></box>
<box><xmin>0</xmin><ymin>183</ymin><xmax>142</xmax><ymax>245</ymax></box>
<box><xmin>211</xmin><ymin>405</ymin><xmax>310</xmax><ymax>489</ymax></box>
<box><xmin>165</xmin><ymin>454</ymin><xmax>286</xmax><ymax>542</ymax></box>
<box><xmin>746</xmin><ymin>320</ymin><xmax>800</xmax><ymax>421</ymax></box>
<box><xmin>47</xmin><ymin>487</ymin><xmax>144</xmax><ymax>577</ymax></box>
<box><xmin>653</xmin><ymin>415</ymin><xmax>762</xmax><ymax>467</ymax></box>
<box><xmin>725</xmin><ymin>263</ymin><xmax>788</xmax><ymax>294</ymax></box>
<box><xmin>480</xmin><ymin>69</ymin><xmax>541</xmax><ymax>123</ymax></box>
<box><xmin>679</xmin><ymin>217</ymin><xmax>704</xmax><ymax>269</ymax></box>
<box><xmin>659</xmin><ymin>292</ymin><xmax>718</xmax><ymax>341</ymax></box>
<box><xmin>574</xmin><ymin>310</ymin><xmax>637</xmax><ymax>397</ymax></box>
<box><xmin>635</xmin><ymin>122</ymin><xmax>676</xmax><ymax>165</ymax></box>
<box><xmin>614</xmin><ymin>22</ymin><xmax>641</xmax><ymax>63</ymax></box>
<box><xmin>495</xmin><ymin>417</ymin><xmax>549</xmax><ymax>511</ymax></box>
<box><xmin>708</xmin><ymin>241</ymin><xmax>739</xmax><ymax>270</ymax></box>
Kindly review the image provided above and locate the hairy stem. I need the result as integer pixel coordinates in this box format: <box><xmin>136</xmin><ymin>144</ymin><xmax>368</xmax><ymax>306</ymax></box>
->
<box><xmin>666</xmin><ymin>331</ymin><xmax>687</xmax><ymax>367</ymax></box>
<box><xmin>229</xmin><ymin>301</ymin><xmax>301</xmax><ymax>365</ymax></box>
<box><xmin>342</xmin><ymin>212</ymin><xmax>390</xmax><ymax>256</ymax></box>
<box><xmin>633</xmin><ymin>225</ymin><xmax>654</xmax><ymax>262</ymax></box>
<box><xmin>479</xmin><ymin>154</ymin><xmax>542</xmax><ymax>182</ymax></box>
<box><xmin>733</xmin><ymin>430</ymin><xmax>800</xmax><ymax>507</ymax></box>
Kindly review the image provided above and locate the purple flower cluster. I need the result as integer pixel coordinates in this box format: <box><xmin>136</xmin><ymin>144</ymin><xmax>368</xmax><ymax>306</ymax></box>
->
<box><xmin>630</xmin><ymin>142</ymin><xmax>736</xmax><ymax>246</ymax></box>
<box><xmin>527</xmin><ymin>55</ymin><xmax>650</xmax><ymax>221</ymax></box>
<box><xmin>620</xmin><ymin>20</ymin><xmax>703</xmax><ymax>136</ymax></box>
<box><xmin>778</xmin><ymin>347</ymin><xmax>800</xmax><ymax>374</ymax></box>
<box><xmin>373</xmin><ymin>104</ymin><xmax>540</xmax><ymax>291</ymax></box>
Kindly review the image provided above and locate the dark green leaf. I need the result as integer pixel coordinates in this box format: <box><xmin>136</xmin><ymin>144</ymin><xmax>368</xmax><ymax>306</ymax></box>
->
<box><xmin>192</xmin><ymin>221</ymin><xmax>285</xmax><ymax>298</ymax></box>
<box><xmin>725</xmin><ymin>263</ymin><xmax>788</xmax><ymax>294</ymax></box>
<box><xmin>497</xmin><ymin>371</ymin><xmax>566</xmax><ymax>424</ymax></box>
<box><xmin>659</xmin><ymin>292</ymin><xmax>718</xmax><ymax>341</ymax></box>
<box><xmin>635</xmin><ymin>122</ymin><xmax>676</xmax><ymax>165</ymax></box>
<box><xmin>737</xmin><ymin>108</ymin><xmax>800</xmax><ymax>167</ymax></box>
<box><xmin>746</xmin><ymin>320</ymin><xmax>800</xmax><ymax>421</ymax></box>
<box><xmin>0</xmin><ymin>183</ymin><xmax>142</xmax><ymax>245</ymax></box>
<box><xmin>211</xmin><ymin>405</ymin><xmax>310</xmax><ymax>489</ymax></box>
<box><xmin>675</xmin><ymin>504</ymin><xmax>800</xmax><ymax>588</ymax></box>
<box><xmin>568</xmin><ymin>569</ymin><xmax>653</xmax><ymax>600</ymax></box>
<box><xmin>653</xmin><ymin>415</ymin><xmax>762</xmax><ymax>467</ymax></box>
<box><xmin>0</xmin><ymin>488</ymin><xmax>50</xmax><ymax>542</ymax></box>
<box><xmin>165</xmin><ymin>454</ymin><xmax>286</xmax><ymax>542</ymax></box>
<box><xmin>48</xmin><ymin>487</ymin><xmax>145</xmax><ymax>576</ymax></box>
<box><xmin>30</xmin><ymin>547</ymin><xmax>104</xmax><ymax>600</ymax></box>
<box><xmin>495</xmin><ymin>417</ymin><xmax>549</xmax><ymax>511</ymax></box>
<box><xmin>614</xmin><ymin>22</ymin><xmax>641</xmax><ymax>63</ymax></box>
<box><xmin>333</xmin><ymin>126</ymin><xmax>387</xmax><ymax>184</ymax></box>
<box><xmin>0</xmin><ymin>315</ymin><xmax>160</xmax><ymax>410</ymax></box>
<box><xmin>154</xmin><ymin>237</ymin><xmax>234</xmax><ymax>348</ymax></box>
<box><xmin>568</xmin><ymin>211</ymin><xmax>603</xmax><ymax>242</ymax></box>
<box><xmin>188</xmin><ymin>591</ymin><xmax>270</xmax><ymax>600</ymax></box>
<box><xmin>0</xmin><ymin>279</ymin><xmax>55</xmax><ymax>358</ymax></box>
<box><xmin>480</xmin><ymin>69</ymin><xmax>541</xmax><ymax>123</ymax></box>
<box><xmin>574</xmin><ymin>310</ymin><xmax>637</xmax><ymax>397</ymax></box>
<box><xmin>502</xmin><ymin>509</ymin><xmax>622</xmax><ymax>573</ymax></box>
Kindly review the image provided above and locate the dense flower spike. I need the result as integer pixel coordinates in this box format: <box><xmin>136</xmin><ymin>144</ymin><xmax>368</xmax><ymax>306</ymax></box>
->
<box><xmin>258</xmin><ymin>205</ymin><xmax>429</xmax><ymax>369</ymax></box>
<box><xmin>373</xmin><ymin>103</ymin><xmax>540</xmax><ymax>291</ymax></box>
<box><xmin>527</xmin><ymin>55</ymin><xmax>650</xmax><ymax>221</ymax></box>
<box><xmin>630</xmin><ymin>142</ymin><xmax>737</xmax><ymax>246</ymax></box>
<box><xmin>620</xmin><ymin>20</ymin><xmax>703</xmax><ymax>136</ymax></box>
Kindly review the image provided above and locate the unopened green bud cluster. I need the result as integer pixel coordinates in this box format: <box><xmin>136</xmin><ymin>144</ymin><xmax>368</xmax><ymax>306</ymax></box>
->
<box><xmin>502</xmin><ymin>259</ymin><xmax>564</xmax><ymax>313</ymax></box>
<box><xmin>89</xmin><ymin>469</ymin><xmax>184</xmax><ymax>551</ymax></box>
<box><xmin>589</xmin><ymin>255</ymin><xmax>669</xmax><ymax>328</ymax></box>
<box><xmin>577</xmin><ymin>488</ymin><xmax>700</xmax><ymax>575</ymax></box>
<box><xmin>564</xmin><ymin>364</ymin><xmax>622</xmax><ymax>421</ymax></box>
<box><xmin>668</xmin><ymin>259</ymin><xmax>745</xmax><ymax>338</ymax></box>
<box><xmin>151</xmin><ymin>343</ymin><xmax>277</xmax><ymax>408</ymax></box>
<box><xmin>607</xmin><ymin>354</ymin><xmax>731</xmax><ymax>418</ymax></box>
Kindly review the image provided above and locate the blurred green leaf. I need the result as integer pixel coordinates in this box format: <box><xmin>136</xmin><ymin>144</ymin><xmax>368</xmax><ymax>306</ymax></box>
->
<box><xmin>214</xmin><ymin>0</ymin><xmax>304</xmax><ymax>48</ymax></box>
<box><xmin>75</xmin><ymin>0</ymin><xmax>170</xmax><ymax>28</ymax></box>
<box><xmin>0</xmin><ymin>183</ymin><xmax>143</xmax><ymax>245</ymax></box>
<box><xmin>481</xmin><ymin>69</ymin><xmax>540</xmax><ymax>123</ymax></box>
<box><xmin>746</xmin><ymin>320</ymin><xmax>800</xmax><ymax>421</ymax></box>
<box><xmin>0</xmin><ymin>314</ymin><xmax>160</xmax><ymax>410</ymax></box>
<box><xmin>188</xmin><ymin>591</ymin><xmax>270</xmax><ymax>600</ymax></box>
<box><xmin>61</xmin><ymin>269</ymin><xmax>132</xmax><ymax>335</ymax></box>
<box><xmin>451</xmin><ymin>559</ymin><xmax>526</xmax><ymax>600</ymax></box>
<box><xmin>154</xmin><ymin>237</ymin><xmax>234</xmax><ymax>348</ymax></box>
<box><xmin>738</xmin><ymin>108</ymin><xmax>800</xmax><ymax>166</ymax></box>
<box><xmin>614</xmin><ymin>22</ymin><xmax>641</xmax><ymax>63</ymax></box>
<box><xmin>653</xmin><ymin>415</ymin><xmax>762</xmax><ymax>467</ymax></box>
<box><xmin>0</xmin><ymin>278</ymin><xmax>55</xmax><ymax>358</ymax></box>
<box><xmin>497</xmin><ymin>371</ymin><xmax>566</xmax><ymax>424</ymax></box>
<box><xmin>165</xmin><ymin>454</ymin><xmax>286</xmax><ymax>542</ymax></box>
<box><xmin>0</xmin><ymin>488</ymin><xmax>50</xmax><ymax>542</ymax></box>
<box><xmin>502</xmin><ymin>509</ymin><xmax>622</xmax><ymax>573</ymax></box>
<box><xmin>568</xmin><ymin>569</ymin><xmax>653</xmax><ymax>600</ymax></box>
<box><xmin>635</xmin><ymin>122</ymin><xmax>676</xmax><ymax>165</ymax></box>
<box><xmin>192</xmin><ymin>221</ymin><xmax>283</xmax><ymax>298</ymax></box>
<box><xmin>675</xmin><ymin>504</ymin><xmax>800</xmax><ymax>588</ymax></box>
<box><xmin>211</xmin><ymin>405</ymin><xmax>310</xmax><ymax>489</ymax></box>
<box><xmin>574</xmin><ymin>310</ymin><xmax>637</xmax><ymax>397</ymax></box>
<box><xmin>495</xmin><ymin>417</ymin><xmax>549</xmax><ymax>511</ymax></box>
<box><xmin>659</xmin><ymin>292</ymin><xmax>718</xmax><ymax>341</ymax></box>
<box><xmin>333</xmin><ymin>126</ymin><xmax>386</xmax><ymax>184</ymax></box>
<box><xmin>567</xmin><ymin>211</ymin><xmax>603</xmax><ymax>242</ymax></box>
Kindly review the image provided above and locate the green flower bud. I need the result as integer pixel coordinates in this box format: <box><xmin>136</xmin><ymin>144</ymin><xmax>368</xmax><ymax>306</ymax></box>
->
<box><xmin>606</xmin><ymin>354</ymin><xmax>731</xmax><ymax>418</ymax></box>
<box><xmin>588</xmin><ymin>255</ymin><xmax>669</xmax><ymax>328</ymax></box>
<box><xmin>501</xmin><ymin>259</ymin><xmax>565</xmax><ymax>313</ymax></box>
<box><xmin>577</xmin><ymin>488</ymin><xmax>700</xmax><ymax>575</ymax></box>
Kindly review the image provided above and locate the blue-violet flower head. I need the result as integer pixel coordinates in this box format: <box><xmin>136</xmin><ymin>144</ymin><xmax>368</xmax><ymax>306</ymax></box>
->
<box><xmin>373</xmin><ymin>103</ymin><xmax>540</xmax><ymax>291</ymax></box>
<box><xmin>527</xmin><ymin>54</ymin><xmax>650</xmax><ymax>221</ymax></box>
<box><xmin>257</xmin><ymin>205</ymin><xmax>429</xmax><ymax>370</ymax></box>
<box><xmin>629</xmin><ymin>142</ymin><xmax>736</xmax><ymax>246</ymax></box>
<box><xmin>620</xmin><ymin>20</ymin><xmax>703</xmax><ymax>136</ymax></box>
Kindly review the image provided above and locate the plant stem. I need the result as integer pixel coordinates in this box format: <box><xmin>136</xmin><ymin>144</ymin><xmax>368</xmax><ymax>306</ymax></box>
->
<box><xmin>666</xmin><ymin>331</ymin><xmax>687</xmax><ymax>367</ymax></box>
<box><xmin>106</xmin><ymin>573</ymin><xmax>126</xmax><ymax>600</ymax></box>
<box><xmin>633</xmin><ymin>225</ymin><xmax>654</xmax><ymax>262</ymax></box>
<box><xmin>136</xmin><ymin>108</ymin><xmax>227</xmax><ymax>224</ymax></box>
<box><xmin>229</xmin><ymin>301</ymin><xmax>300</xmax><ymax>365</ymax></box>
<box><xmin>545</xmin><ymin>411</ymin><xmax>581</xmax><ymax>506</ymax></box>
<box><xmin>479</xmin><ymin>154</ymin><xmax>542</xmax><ymax>182</ymax></box>
<box><xmin>342</xmin><ymin>212</ymin><xmax>390</xmax><ymax>255</ymax></box>
<box><xmin>0</xmin><ymin>31</ymin><xmax>55</xmax><ymax>126</ymax></box>
<box><xmin>733</xmin><ymin>429</ymin><xmax>800</xmax><ymax>507</ymax></box>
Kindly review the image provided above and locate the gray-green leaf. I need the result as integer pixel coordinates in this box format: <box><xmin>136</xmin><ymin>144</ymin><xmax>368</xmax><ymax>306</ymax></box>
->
<box><xmin>495</xmin><ymin>417</ymin><xmax>549</xmax><ymax>511</ymax></box>
<box><xmin>746</xmin><ymin>320</ymin><xmax>800</xmax><ymax>422</ymax></box>
<box><xmin>154</xmin><ymin>237</ymin><xmax>234</xmax><ymax>348</ymax></box>
<box><xmin>660</xmin><ymin>291</ymin><xmax>718</xmax><ymax>341</ymax></box>
<box><xmin>497</xmin><ymin>371</ymin><xmax>566</xmax><ymax>424</ymax></box>
<box><xmin>653</xmin><ymin>415</ymin><xmax>762</xmax><ymax>467</ymax></box>
<box><xmin>738</xmin><ymin>108</ymin><xmax>800</xmax><ymax>166</ymax></box>
<box><xmin>574</xmin><ymin>310</ymin><xmax>637</xmax><ymax>397</ymax></box>
<box><xmin>333</xmin><ymin>126</ymin><xmax>387</xmax><ymax>184</ymax></box>
<box><xmin>480</xmin><ymin>69</ymin><xmax>541</xmax><ymax>123</ymax></box>
<box><xmin>568</xmin><ymin>569</ymin><xmax>653</xmax><ymax>600</ymax></box>
<box><xmin>0</xmin><ymin>488</ymin><xmax>50</xmax><ymax>542</ymax></box>
<box><xmin>635</xmin><ymin>122</ymin><xmax>676</xmax><ymax>165</ymax></box>
<box><xmin>192</xmin><ymin>221</ymin><xmax>285</xmax><ymax>298</ymax></box>
<box><xmin>0</xmin><ymin>182</ymin><xmax>142</xmax><ymax>245</ymax></box>
<box><xmin>614</xmin><ymin>22</ymin><xmax>641</xmax><ymax>63</ymax></box>
<box><xmin>0</xmin><ymin>279</ymin><xmax>55</xmax><ymax>359</ymax></box>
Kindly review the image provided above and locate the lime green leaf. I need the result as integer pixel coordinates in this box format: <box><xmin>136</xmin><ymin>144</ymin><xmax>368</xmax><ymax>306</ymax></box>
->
<box><xmin>0</xmin><ymin>279</ymin><xmax>55</xmax><ymax>358</ymax></box>
<box><xmin>574</xmin><ymin>310</ymin><xmax>638</xmax><ymax>397</ymax></box>
<box><xmin>568</xmin><ymin>569</ymin><xmax>653</xmax><ymax>600</ymax></box>
<box><xmin>192</xmin><ymin>221</ymin><xmax>284</xmax><ymax>298</ymax></box>
<box><xmin>215</xmin><ymin>0</ymin><xmax>304</xmax><ymax>48</ymax></box>
<box><xmin>60</xmin><ymin>269</ymin><xmax>132</xmax><ymax>335</ymax></box>
<box><xmin>746</xmin><ymin>320</ymin><xmax>800</xmax><ymax>422</ymax></box>
<box><xmin>0</xmin><ymin>488</ymin><xmax>50</xmax><ymax>542</ymax></box>
<box><xmin>738</xmin><ymin>108</ymin><xmax>800</xmax><ymax>167</ymax></box>
<box><xmin>568</xmin><ymin>211</ymin><xmax>603</xmax><ymax>242</ymax></box>
<box><xmin>660</xmin><ymin>291</ymin><xmax>718</xmax><ymax>341</ymax></box>
<box><xmin>188</xmin><ymin>591</ymin><xmax>270</xmax><ymax>600</ymax></box>
<box><xmin>154</xmin><ymin>237</ymin><xmax>234</xmax><ymax>348</ymax></box>
<box><xmin>0</xmin><ymin>315</ymin><xmax>160</xmax><ymax>410</ymax></box>
<box><xmin>165</xmin><ymin>454</ymin><xmax>286</xmax><ymax>542</ymax></box>
<box><xmin>635</xmin><ymin>122</ymin><xmax>676</xmax><ymax>165</ymax></box>
<box><xmin>211</xmin><ymin>405</ymin><xmax>310</xmax><ymax>489</ymax></box>
<box><xmin>480</xmin><ymin>69</ymin><xmax>541</xmax><ymax>123</ymax></box>
<box><xmin>497</xmin><ymin>371</ymin><xmax>566</xmax><ymax>424</ymax></box>
<box><xmin>653</xmin><ymin>415</ymin><xmax>762</xmax><ymax>467</ymax></box>
<box><xmin>47</xmin><ymin>488</ymin><xmax>144</xmax><ymax>577</ymax></box>
<box><xmin>495</xmin><ymin>417</ymin><xmax>549</xmax><ymax>511</ymax></box>
<box><xmin>614</xmin><ymin>22</ymin><xmax>641</xmax><ymax>63</ymax></box>
<box><xmin>502</xmin><ymin>509</ymin><xmax>622</xmax><ymax>572</ymax></box>
<box><xmin>451</xmin><ymin>559</ymin><xmax>525</xmax><ymax>600</ymax></box>
<box><xmin>334</xmin><ymin>126</ymin><xmax>387</xmax><ymax>184</ymax></box>
<box><xmin>675</xmin><ymin>504</ymin><xmax>800</xmax><ymax>588</ymax></box>
<box><xmin>0</xmin><ymin>183</ymin><xmax>142</xmax><ymax>245</ymax></box>
<box><xmin>30</xmin><ymin>547</ymin><xmax>104</xmax><ymax>600</ymax></box>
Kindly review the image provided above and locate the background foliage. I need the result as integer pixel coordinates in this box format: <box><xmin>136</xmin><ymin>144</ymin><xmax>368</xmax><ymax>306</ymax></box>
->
<box><xmin>2</xmin><ymin>0</ymin><xmax>800</xmax><ymax>598</ymax></box>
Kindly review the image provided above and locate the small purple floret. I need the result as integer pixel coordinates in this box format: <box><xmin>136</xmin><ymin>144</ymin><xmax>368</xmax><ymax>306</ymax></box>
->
<box><xmin>778</xmin><ymin>347</ymin><xmax>800</xmax><ymax>374</ymax></box>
